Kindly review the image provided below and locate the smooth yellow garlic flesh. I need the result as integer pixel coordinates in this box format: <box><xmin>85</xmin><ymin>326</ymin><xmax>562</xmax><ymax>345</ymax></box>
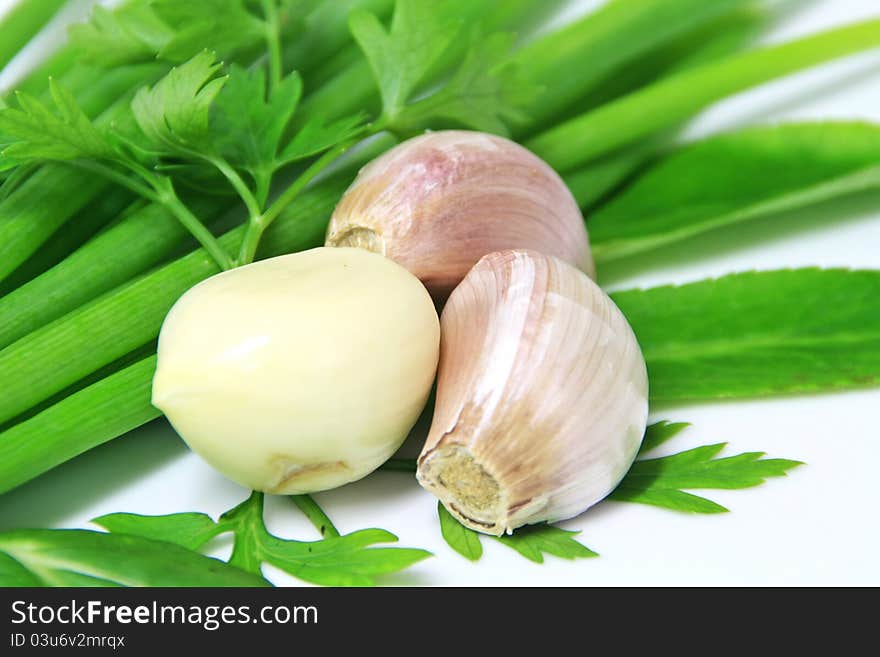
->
<box><xmin>417</xmin><ymin>250</ymin><xmax>648</xmax><ymax>535</ymax></box>
<box><xmin>152</xmin><ymin>247</ymin><xmax>440</xmax><ymax>494</ymax></box>
<box><xmin>326</xmin><ymin>130</ymin><xmax>594</xmax><ymax>300</ymax></box>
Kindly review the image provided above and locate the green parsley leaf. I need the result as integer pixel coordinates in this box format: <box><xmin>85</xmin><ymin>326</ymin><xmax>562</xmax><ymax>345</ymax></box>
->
<box><xmin>278</xmin><ymin>113</ymin><xmax>367</xmax><ymax>164</ymax></box>
<box><xmin>153</xmin><ymin>0</ymin><xmax>268</xmax><ymax>63</ymax></box>
<box><xmin>0</xmin><ymin>529</ymin><xmax>268</xmax><ymax>587</ymax></box>
<box><xmin>91</xmin><ymin>512</ymin><xmax>224</xmax><ymax>551</ymax></box>
<box><xmin>0</xmin><ymin>79</ymin><xmax>114</xmax><ymax>166</ymax></box>
<box><xmin>436</xmin><ymin>503</ymin><xmax>596</xmax><ymax>564</ymax></box>
<box><xmin>612</xmin><ymin>269</ymin><xmax>880</xmax><ymax>400</ymax></box>
<box><xmin>640</xmin><ymin>420</ymin><xmax>691</xmax><ymax>454</ymax></box>
<box><xmin>438</xmin><ymin>502</ymin><xmax>483</xmax><ymax>561</ymax></box>
<box><xmin>397</xmin><ymin>31</ymin><xmax>540</xmax><ymax>136</ymax></box>
<box><xmin>67</xmin><ymin>4</ymin><xmax>175</xmax><ymax>66</ymax></box>
<box><xmin>212</xmin><ymin>65</ymin><xmax>303</xmax><ymax>191</ymax></box>
<box><xmin>612</xmin><ymin>442</ymin><xmax>803</xmax><ymax>513</ymax></box>
<box><xmin>350</xmin><ymin>0</ymin><xmax>460</xmax><ymax>120</ymax></box>
<box><xmin>96</xmin><ymin>493</ymin><xmax>431</xmax><ymax>587</ymax></box>
<box><xmin>495</xmin><ymin>525</ymin><xmax>599</xmax><ymax>563</ymax></box>
<box><xmin>131</xmin><ymin>51</ymin><xmax>228</xmax><ymax>155</ymax></box>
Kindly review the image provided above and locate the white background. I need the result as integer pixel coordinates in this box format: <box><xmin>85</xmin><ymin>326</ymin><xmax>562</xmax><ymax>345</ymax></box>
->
<box><xmin>0</xmin><ymin>0</ymin><xmax>878</xmax><ymax>586</ymax></box>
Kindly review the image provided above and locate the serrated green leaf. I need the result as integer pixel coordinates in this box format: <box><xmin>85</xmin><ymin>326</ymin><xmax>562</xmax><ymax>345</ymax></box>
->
<box><xmin>0</xmin><ymin>80</ymin><xmax>114</xmax><ymax>165</ymax></box>
<box><xmin>611</xmin><ymin>487</ymin><xmax>730</xmax><ymax>513</ymax></box>
<box><xmin>91</xmin><ymin>512</ymin><xmax>224</xmax><ymax>551</ymax></box>
<box><xmin>590</xmin><ymin>123</ymin><xmax>880</xmax><ymax>262</ymax></box>
<box><xmin>67</xmin><ymin>4</ymin><xmax>175</xmax><ymax>66</ymax></box>
<box><xmin>438</xmin><ymin>502</ymin><xmax>483</xmax><ymax>561</ymax></box>
<box><xmin>0</xmin><ymin>529</ymin><xmax>269</xmax><ymax>587</ymax></box>
<box><xmin>640</xmin><ymin>421</ymin><xmax>691</xmax><ymax>454</ymax></box>
<box><xmin>350</xmin><ymin>0</ymin><xmax>460</xmax><ymax>118</ymax></box>
<box><xmin>132</xmin><ymin>51</ymin><xmax>227</xmax><ymax>154</ymax></box>
<box><xmin>94</xmin><ymin>493</ymin><xmax>432</xmax><ymax>587</ymax></box>
<box><xmin>611</xmin><ymin>438</ymin><xmax>803</xmax><ymax>513</ymax></box>
<box><xmin>279</xmin><ymin>113</ymin><xmax>366</xmax><ymax>164</ymax></box>
<box><xmin>494</xmin><ymin>525</ymin><xmax>598</xmax><ymax>564</ymax></box>
<box><xmin>153</xmin><ymin>0</ymin><xmax>268</xmax><ymax>63</ymax></box>
<box><xmin>613</xmin><ymin>269</ymin><xmax>880</xmax><ymax>400</ymax></box>
<box><xmin>212</xmin><ymin>66</ymin><xmax>303</xmax><ymax>184</ymax></box>
<box><xmin>396</xmin><ymin>31</ymin><xmax>538</xmax><ymax>136</ymax></box>
<box><xmin>261</xmin><ymin>530</ymin><xmax>431</xmax><ymax>587</ymax></box>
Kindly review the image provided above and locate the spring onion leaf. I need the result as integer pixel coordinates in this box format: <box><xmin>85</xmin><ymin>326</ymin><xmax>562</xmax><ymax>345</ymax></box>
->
<box><xmin>613</xmin><ymin>269</ymin><xmax>880</xmax><ymax>400</ymax></box>
<box><xmin>0</xmin><ymin>529</ymin><xmax>268</xmax><ymax>587</ymax></box>
<box><xmin>94</xmin><ymin>493</ymin><xmax>432</xmax><ymax>587</ymax></box>
<box><xmin>590</xmin><ymin>123</ymin><xmax>880</xmax><ymax>262</ymax></box>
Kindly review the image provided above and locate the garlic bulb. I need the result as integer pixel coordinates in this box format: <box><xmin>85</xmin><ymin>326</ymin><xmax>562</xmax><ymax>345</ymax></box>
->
<box><xmin>152</xmin><ymin>247</ymin><xmax>440</xmax><ymax>494</ymax></box>
<box><xmin>325</xmin><ymin>130</ymin><xmax>594</xmax><ymax>300</ymax></box>
<box><xmin>417</xmin><ymin>250</ymin><xmax>648</xmax><ymax>535</ymax></box>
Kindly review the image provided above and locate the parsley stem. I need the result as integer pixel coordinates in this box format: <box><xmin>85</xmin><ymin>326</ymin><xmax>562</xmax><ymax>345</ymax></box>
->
<box><xmin>71</xmin><ymin>161</ymin><xmax>158</xmax><ymax>204</ymax></box>
<box><xmin>239</xmin><ymin>139</ymin><xmax>357</xmax><ymax>265</ymax></box>
<box><xmin>260</xmin><ymin>0</ymin><xmax>283</xmax><ymax>94</ymax></box>
<box><xmin>207</xmin><ymin>156</ymin><xmax>263</xmax><ymax>219</ymax></box>
<box><xmin>160</xmin><ymin>190</ymin><xmax>235</xmax><ymax>272</ymax></box>
<box><xmin>291</xmin><ymin>495</ymin><xmax>340</xmax><ymax>539</ymax></box>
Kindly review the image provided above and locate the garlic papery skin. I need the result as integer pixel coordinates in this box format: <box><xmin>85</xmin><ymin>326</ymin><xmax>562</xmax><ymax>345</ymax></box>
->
<box><xmin>417</xmin><ymin>250</ymin><xmax>648</xmax><ymax>535</ymax></box>
<box><xmin>152</xmin><ymin>247</ymin><xmax>440</xmax><ymax>494</ymax></box>
<box><xmin>325</xmin><ymin>130</ymin><xmax>594</xmax><ymax>300</ymax></box>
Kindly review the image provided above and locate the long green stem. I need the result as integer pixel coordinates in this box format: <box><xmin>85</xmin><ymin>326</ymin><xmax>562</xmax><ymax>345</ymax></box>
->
<box><xmin>528</xmin><ymin>18</ymin><xmax>880</xmax><ymax>172</ymax></box>
<box><xmin>239</xmin><ymin>140</ymin><xmax>357</xmax><ymax>265</ymax></box>
<box><xmin>0</xmin><ymin>0</ymin><xmax>67</xmax><ymax>71</ymax></box>
<box><xmin>291</xmin><ymin>496</ymin><xmax>340</xmax><ymax>539</ymax></box>
<box><xmin>207</xmin><ymin>156</ymin><xmax>263</xmax><ymax>219</ymax></box>
<box><xmin>159</xmin><ymin>188</ymin><xmax>234</xmax><ymax>272</ymax></box>
<box><xmin>260</xmin><ymin>0</ymin><xmax>283</xmax><ymax>94</ymax></box>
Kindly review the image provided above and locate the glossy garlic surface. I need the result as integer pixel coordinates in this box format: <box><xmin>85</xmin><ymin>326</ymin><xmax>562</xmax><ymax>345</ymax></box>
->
<box><xmin>418</xmin><ymin>250</ymin><xmax>648</xmax><ymax>535</ymax></box>
<box><xmin>153</xmin><ymin>247</ymin><xmax>440</xmax><ymax>494</ymax></box>
<box><xmin>326</xmin><ymin>130</ymin><xmax>594</xmax><ymax>300</ymax></box>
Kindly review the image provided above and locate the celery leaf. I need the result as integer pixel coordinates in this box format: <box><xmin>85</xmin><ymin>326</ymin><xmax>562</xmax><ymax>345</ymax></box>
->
<box><xmin>612</xmin><ymin>269</ymin><xmax>880</xmax><ymax>400</ymax></box>
<box><xmin>590</xmin><ymin>123</ymin><xmax>880</xmax><ymax>262</ymax></box>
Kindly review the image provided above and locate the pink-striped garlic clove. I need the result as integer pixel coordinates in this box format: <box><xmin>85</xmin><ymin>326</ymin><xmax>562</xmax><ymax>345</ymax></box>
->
<box><xmin>417</xmin><ymin>250</ymin><xmax>648</xmax><ymax>535</ymax></box>
<box><xmin>325</xmin><ymin>130</ymin><xmax>594</xmax><ymax>300</ymax></box>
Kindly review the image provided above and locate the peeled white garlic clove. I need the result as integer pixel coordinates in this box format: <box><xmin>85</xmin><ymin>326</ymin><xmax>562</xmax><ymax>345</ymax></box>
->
<box><xmin>417</xmin><ymin>250</ymin><xmax>648</xmax><ymax>535</ymax></box>
<box><xmin>152</xmin><ymin>247</ymin><xmax>440</xmax><ymax>494</ymax></box>
<box><xmin>325</xmin><ymin>130</ymin><xmax>594</xmax><ymax>300</ymax></box>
